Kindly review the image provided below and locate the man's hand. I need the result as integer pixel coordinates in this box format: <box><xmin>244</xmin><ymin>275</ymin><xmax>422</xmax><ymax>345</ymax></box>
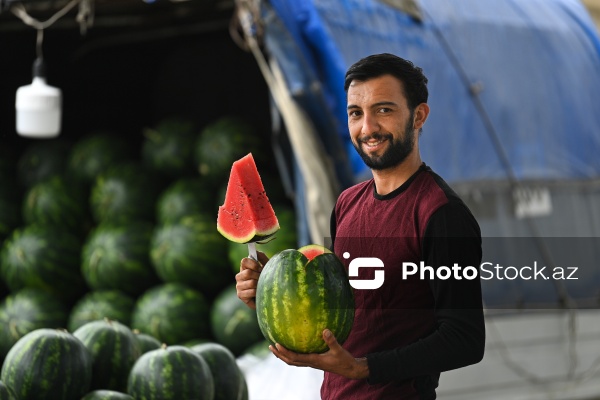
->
<box><xmin>235</xmin><ymin>250</ymin><xmax>269</xmax><ymax>310</ymax></box>
<box><xmin>269</xmin><ymin>329</ymin><xmax>369</xmax><ymax>380</ymax></box>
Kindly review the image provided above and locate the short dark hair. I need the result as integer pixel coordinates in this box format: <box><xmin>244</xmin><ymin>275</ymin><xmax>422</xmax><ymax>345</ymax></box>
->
<box><xmin>344</xmin><ymin>53</ymin><xmax>428</xmax><ymax>110</ymax></box>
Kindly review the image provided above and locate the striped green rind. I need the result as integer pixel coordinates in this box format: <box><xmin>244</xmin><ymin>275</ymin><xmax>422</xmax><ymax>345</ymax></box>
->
<box><xmin>0</xmin><ymin>288</ymin><xmax>68</xmax><ymax>363</ymax></box>
<box><xmin>68</xmin><ymin>290</ymin><xmax>136</xmax><ymax>332</ymax></box>
<box><xmin>150</xmin><ymin>214</ymin><xmax>231</xmax><ymax>297</ymax></box>
<box><xmin>22</xmin><ymin>175</ymin><xmax>89</xmax><ymax>233</ymax></box>
<box><xmin>194</xmin><ymin>116</ymin><xmax>260</xmax><ymax>183</ymax></box>
<box><xmin>67</xmin><ymin>132</ymin><xmax>131</xmax><ymax>185</ymax></box>
<box><xmin>132</xmin><ymin>331</ymin><xmax>162</xmax><ymax>354</ymax></box>
<box><xmin>256</xmin><ymin>249</ymin><xmax>355</xmax><ymax>354</ymax></box>
<box><xmin>0</xmin><ymin>328</ymin><xmax>92</xmax><ymax>400</ymax></box>
<box><xmin>141</xmin><ymin>117</ymin><xmax>197</xmax><ymax>179</ymax></box>
<box><xmin>130</xmin><ymin>283</ymin><xmax>210</xmax><ymax>345</ymax></box>
<box><xmin>81</xmin><ymin>223</ymin><xmax>159</xmax><ymax>296</ymax></box>
<box><xmin>156</xmin><ymin>178</ymin><xmax>216</xmax><ymax>225</ymax></box>
<box><xmin>210</xmin><ymin>284</ymin><xmax>263</xmax><ymax>356</ymax></box>
<box><xmin>127</xmin><ymin>345</ymin><xmax>214</xmax><ymax>400</ymax></box>
<box><xmin>191</xmin><ymin>342</ymin><xmax>248</xmax><ymax>400</ymax></box>
<box><xmin>0</xmin><ymin>380</ymin><xmax>16</xmax><ymax>400</ymax></box>
<box><xmin>73</xmin><ymin>319</ymin><xmax>141</xmax><ymax>392</ymax></box>
<box><xmin>0</xmin><ymin>225</ymin><xmax>86</xmax><ymax>301</ymax></box>
<box><xmin>81</xmin><ymin>389</ymin><xmax>134</xmax><ymax>399</ymax></box>
<box><xmin>90</xmin><ymin>163</ymin><xmax>165</xmax><ymax>225</ymax></box>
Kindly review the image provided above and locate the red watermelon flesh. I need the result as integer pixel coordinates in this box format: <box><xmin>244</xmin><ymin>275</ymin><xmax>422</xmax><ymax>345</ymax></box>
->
<box><xmin>297</xmin><ymin>244</ymin><xmax>332</xmax><ymax>261</ymax></box>
<box><xmin>217</xmin><ymin>153</ymin><xmax>280</xmax><ymax>243</ymax></box>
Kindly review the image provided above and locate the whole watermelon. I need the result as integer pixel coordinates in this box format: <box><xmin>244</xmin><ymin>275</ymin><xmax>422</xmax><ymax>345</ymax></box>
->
<box><xmin>81</xmin><ymin>390</ymin><xmax>134</xmax><ymax>400</ymax></box>
<box><xmin>141</xmin><ymin>117</ymin><xmax>197</xmax><ymax>178</ymax></box>
<box><xmin>67</xmin><ymin>132</ymin><xmax>131</xmax><ymax>185</ymax></box>
<box><xmin>156</xmin><ymin>177</ymin><xmax>216</xmax><ymax>225</ymax></box>
<box><xmin>132</xmin><ymin>330</ymin><xmax>162</xmax><ymax>354</ymax></box>
<box><xmin>68</xmin><ymin>290</ymin><xmax>136</xmax><ymax>332</ymax></box>
<box><xmin>128</xmin><ymin>345</ymin><xmax>214</xmax><ymax>400</ymax></box>
<box><xmin>73</xmin><ymin>319</ymin><xmax>141</xmax><ymax>392</ymax></box>
<box><xmin>22</xmin><ymin>174</ymin><xmax>89</xmax><ymax>233</ymax></box>
<box><xmin>210</xmin><ymin>284</ymin><xmax>263</xmax><ymax>356</ymax></box>
<box><xmin>130</xmin><ymin>283</ymin><xmax>210</xmax><ymax>345</ymax></box>
<box><xmin>256</xmin><ymin>249</ymin><xmax>354</xmax><ymax>353</ymax></box>
<box><xmin>194</xmin><ymin>116</ymin><xmax>260</xmax><ymax>183</ymax></box>
<box><xmin>191</xmin><ymin>342</ymin><xmax>248</xmax><ymax>400</ymax></box>
<box><xmin>150</xmin><ymin>214</ymin><xmax>231</xmax><ymax>298</ymax></box>
<box><xmin>81</xmin><ymin>223</ymin><xmax>158</xmax><ymax>297</ymax></box>
<box><xmin>17</xmin><ymin>139</ymin><xmax>71</xmax><ymax>188</ymax></box>
<box><xmin>0</xmin><ymin>328</ymin><xmax>93</xmax><ymax>400</ymax></box>
<box><xmin>0</xmin><ymin>288</ymin><xmax>69</xmax><ymax>363</ymax></box>
<box><xmin>90</xmin><ymin>163</ymin><xmax>165</xmax><ymax>225</ymax></box>
<box><xmin>0</xmin><ymin>225</ymin><xmax>86</xmax><ymax>302</ymax></box>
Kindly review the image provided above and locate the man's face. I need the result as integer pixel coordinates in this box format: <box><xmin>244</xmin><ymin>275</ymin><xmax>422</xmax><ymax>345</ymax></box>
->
<box><xmin>347</xmin><ymin>74</ymin><xmax>417</xmax><ymax>170</ymax></box>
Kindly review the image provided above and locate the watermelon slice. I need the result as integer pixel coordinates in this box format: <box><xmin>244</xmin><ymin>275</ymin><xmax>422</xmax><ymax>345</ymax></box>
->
<box><xmin>217</xmin><ymin>153</ymin><xmax>280</xmax><ymax>244</ymax></box>
<box><xmin>298</xmin><ymin>244</ymin><xmax>332</xmax><ymax>261</ymax></box>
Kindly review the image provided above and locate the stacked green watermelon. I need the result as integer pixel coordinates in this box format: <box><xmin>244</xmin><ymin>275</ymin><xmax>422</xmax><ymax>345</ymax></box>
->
<box><xmin>67</xmin><ymin>132</ymin><xmax>131</xmax><ymax>185</ymax></box>
<box><xmin>90</xmin><ymin>163</ymin><xmax>166</xmax><ymax>225</ymax></box>
<box><xmin>68</xmin><ymin>290</ymin><xmax>136</xmax><ymax>332</ymax></box>
<box><xmin>81</xmin><ymin>223</ymin><xmax>159</xmax><ymax>296</ymax></box>
<box><xmin>194</xmin><ymin>116</ymin><xmax>262</xmax><ymax>184</ymax></box>
<box><xmin>210</xmin><ymin>284</ymin><xmax>264</xmax><ymax>356</ymax></box>
<box><xmin>0</xmin><ymin>113</ymin><xmax>294</xmax><ymax>399</ymax></box>
<box><xmin>22</xmin><ymin>175</ymin><xmax>90</xmax><ymax>233</ymax></box>
<box><xmin>0</xmin><ymin>225</ymin><xmax>87</xmax><ymax>302</ymax></box>
<box><xmin>141</xmin><ymin>117</ymin><xmax>197</xmax><ymax>179</ymax></box>
<box><xmin>1</xmin><ymin>328</ymin><xmax>93</xmax><ymax>400</ymax></box>
<box><xmin>150</xmin><ymin>214</ymin><xmax>231</xmax><ymax>298</ymax></box>
<box><xmin>74</xmin><ymin>319</ymin><xmax>141</xmax><ymax>392</ymax></box>
<box><xmin>156</xmin><ymin>177</ymin><xmax>216</xmax><ymax>225</ymax></box>
<box><xmin>0</xmin><ymin>288</ymin><xmax>68</xmax><ymax>363</ymax></box>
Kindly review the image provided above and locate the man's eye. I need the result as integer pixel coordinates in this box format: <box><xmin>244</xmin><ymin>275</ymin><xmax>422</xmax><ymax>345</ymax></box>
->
<box><xmin>349</xmin><ymin>111</ymin><xmax>361</xmax><ymax>117</ymax></box>
<box><xmin>379</xmin><ymin>108</ymin><xmax>391</xmax><ymax>113</ymax></box>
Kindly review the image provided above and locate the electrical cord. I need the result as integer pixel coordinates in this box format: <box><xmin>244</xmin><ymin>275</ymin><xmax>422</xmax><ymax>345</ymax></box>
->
<box><xmin>9</xmin><ymin>0</ymin><xmax>94</xmax><ymax>41</ymax></box>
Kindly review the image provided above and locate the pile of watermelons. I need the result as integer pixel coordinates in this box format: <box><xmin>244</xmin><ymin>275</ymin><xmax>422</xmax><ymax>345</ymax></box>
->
<box><xmin>0</xmin><ymin>115</ymin><xmax>298</xmax><ymax>399</ymax></box>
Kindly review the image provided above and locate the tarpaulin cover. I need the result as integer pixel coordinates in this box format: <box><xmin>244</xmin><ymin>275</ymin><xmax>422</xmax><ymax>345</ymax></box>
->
<box><xmin>266</xmin><ymin>0</ymin><xmax>600</xmax><ymax>183</ymax></box>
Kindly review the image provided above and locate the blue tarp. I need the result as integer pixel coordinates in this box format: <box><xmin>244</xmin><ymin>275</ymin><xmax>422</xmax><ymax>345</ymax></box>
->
<box><xmin>266</xmin><ymin>0</ymin><xmax>600</xmax><ymax>184</ymax></box>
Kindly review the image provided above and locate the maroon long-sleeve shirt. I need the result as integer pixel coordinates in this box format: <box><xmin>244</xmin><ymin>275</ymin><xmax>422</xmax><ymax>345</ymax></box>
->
<box><xmin>323</xmin><ymin>164</ymin><xmax>485</xmax><ymax>400</ymax></box>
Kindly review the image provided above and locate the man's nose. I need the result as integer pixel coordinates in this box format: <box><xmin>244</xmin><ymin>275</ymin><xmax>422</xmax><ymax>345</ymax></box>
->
<box><xmin>361</xmin><ymin>113</ymin><xmax>380</xmax><ymax>136</ymax></box>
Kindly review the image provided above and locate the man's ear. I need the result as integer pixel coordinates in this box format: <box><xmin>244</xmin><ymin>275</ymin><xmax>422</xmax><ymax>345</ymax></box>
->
<box><xmin>413</xmin><ymin>103</ymin><xmax>430</xmax><ymax>131</ymax></box>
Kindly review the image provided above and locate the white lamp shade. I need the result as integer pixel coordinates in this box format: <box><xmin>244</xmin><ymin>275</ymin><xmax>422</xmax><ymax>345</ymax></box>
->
<box><xmin>16</xmin><ymin>76</ymin><xmax>62</xmax><ymax>138</ymax></box>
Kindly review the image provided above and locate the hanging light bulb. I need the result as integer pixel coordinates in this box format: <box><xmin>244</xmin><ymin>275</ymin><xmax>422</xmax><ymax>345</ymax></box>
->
<box><xmin>15</xmin><ymin>56</ymin><xmax>62</xmax><ymax>138</ymax></box>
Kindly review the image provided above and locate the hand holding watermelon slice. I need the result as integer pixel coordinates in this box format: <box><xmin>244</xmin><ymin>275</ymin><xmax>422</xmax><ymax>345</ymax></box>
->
<box><xmin>235</xmin><ymin>250</ymin><xmax>270</xmax><ymax>310</ymax></box>
<box><xmin>216</xmin><ymin>153</ymin><xmax>280</xmax><ymax>260</ymax></box>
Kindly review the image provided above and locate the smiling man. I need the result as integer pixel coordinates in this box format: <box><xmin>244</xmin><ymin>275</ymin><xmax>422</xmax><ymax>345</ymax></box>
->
<box><xmin>236</xmin><ymin>53</ymin><xmax>485</xmax><ymax>399</ymax></box>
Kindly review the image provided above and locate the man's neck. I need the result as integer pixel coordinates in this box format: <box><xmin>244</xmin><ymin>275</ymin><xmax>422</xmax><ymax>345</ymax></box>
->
<box><xmin>371</xmin><ymin>153</ymin><xmax>423</xmax><ymax>196</ymax></box>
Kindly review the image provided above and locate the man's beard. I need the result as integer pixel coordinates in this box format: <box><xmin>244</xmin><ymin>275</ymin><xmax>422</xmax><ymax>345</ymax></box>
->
<box><xmin>353</xmin><ymin>116</ymin><xmax>415</xmax><ymax>171</ymax></box>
